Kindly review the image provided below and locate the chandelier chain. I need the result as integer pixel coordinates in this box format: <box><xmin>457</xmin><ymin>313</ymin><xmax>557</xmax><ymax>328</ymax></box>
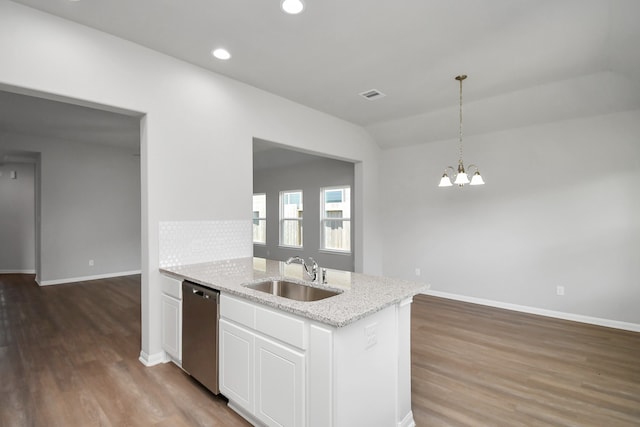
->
<box><xmin>458</xmin><ymin>76</ymin><xmax>464</xmax><ymax>166</ymax></box>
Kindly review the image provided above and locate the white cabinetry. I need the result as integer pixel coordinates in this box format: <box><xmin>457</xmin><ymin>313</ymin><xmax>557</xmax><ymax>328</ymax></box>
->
<box><xmin>220</xmin><ymin>294</ymin><xmax>306</xmax><ymax>427</ymax></box>
<box><xmin>160</xmin><ymin>275</ymin><xmax>182</xmax><ymax>364</ymax></box>
<box><xmin>254</xmin><ymin>335</ymin><xmax>305</xmax><ymax>427</ymax></box>
<box><xmin>161</xmin><ymin>294</ymin><xmax>181</xmax><ymax>361</ymax></box>
<box><xmin>219</xmin><ymin>293</ymin><xmax>415</xmax><ymax>427</ymax></box>
<box><xmin>219</xmin><ymin>319</ymin><xmax>254</xmax><ymax>411</ymax></box>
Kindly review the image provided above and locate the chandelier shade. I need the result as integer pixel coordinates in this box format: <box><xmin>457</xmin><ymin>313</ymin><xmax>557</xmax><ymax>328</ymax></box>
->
<box><xmin>470</xmin><ymin>171</ymin><xmax>485</xmax><ymax>186</ymax></box>
<box><xmin>438</xmin><ymin>174</ymin><xmax>453</xmax><ymax>187</ymax></box>
<box><xmin>453</xmin><ymin>171</ymin><xmax>469</xmax><ymax>186</ymax></box>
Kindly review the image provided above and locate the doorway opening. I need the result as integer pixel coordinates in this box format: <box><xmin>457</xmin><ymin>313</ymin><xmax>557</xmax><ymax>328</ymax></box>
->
<box><xmin>0</xmin><ymin>88</ymin><xmax>143</xmax><ymax>285</ymax></box>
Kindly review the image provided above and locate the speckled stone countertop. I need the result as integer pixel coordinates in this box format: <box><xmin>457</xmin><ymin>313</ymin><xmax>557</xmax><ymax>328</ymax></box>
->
<box><xmin>160</xmin><ymin>257</ymin><xmax>428</xmax><ymax>327</ymax></box>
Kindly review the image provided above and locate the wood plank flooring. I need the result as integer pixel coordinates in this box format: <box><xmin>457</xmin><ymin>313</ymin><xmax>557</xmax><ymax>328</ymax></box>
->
<box><xmin>411</xmin><ymin>294</ymin><xmax>640</xmax><ymax>426</ymax></box>
<box><xmin>0</xmin><ymin>274</ymin><xmax>249</xmax><ymax>427</ymax></box>
<box><xmin>1</xmin><ymin>274</ymin><xmax>638</xmax><ymax>426</ymax></box>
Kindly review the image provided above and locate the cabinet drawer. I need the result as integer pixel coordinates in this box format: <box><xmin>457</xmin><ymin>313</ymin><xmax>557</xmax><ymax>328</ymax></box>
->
<box><xmin>255</xmin><ymin>306</ymin><xmax>306</xmax><ymax>349</ymax></box>
<box><xmin>160</xmin><ymin>274</ymin><xmax>182</xmax><ymax>300</ymax></box>
<box><xmin>221</xmin><ymin>294</ymin><xmax>256</xmax><ymax>328</ymax></box>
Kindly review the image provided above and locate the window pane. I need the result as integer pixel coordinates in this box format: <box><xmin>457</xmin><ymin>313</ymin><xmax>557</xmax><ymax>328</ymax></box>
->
<box><xmin>325</xmin><ymin>189</ymin><xmax>343</xmax><ymax>203</ymax></box>
<box><xmin>285</xmin><ymin>192</ymin><xmax>301</xmax><ymax>206</ymax></box>
<box><xmin>252</xmin><ymin>194</ymin><xmax>266</xmax><ymax>244</ymax></box>
<box><xmin>253</xmin><ymin>219</ymin><xmax>266</xmax><ymax>244</ymax></box>
<box><xmin>322</xmin><ymin>219</ymin><xmax>350</xmax><ymax>251</ymax></box>
<box><xmin>281</xmin><ymin>219</ymin><xmax>303</xmax><ymax>247</ymax></box>
<box><xmin>323</xmin><ymin>187</ymin><xmax>350</xmax><ymax>219</ymax></box>
<box><xmin>282</xmin><ymin>191</ymin><xmax>303</xmax><ymax>218</ymax></box>
<box><xmin>253</xmin><ymin>194</ymin><xmax>266</xmax><ymax>218</ymax></box>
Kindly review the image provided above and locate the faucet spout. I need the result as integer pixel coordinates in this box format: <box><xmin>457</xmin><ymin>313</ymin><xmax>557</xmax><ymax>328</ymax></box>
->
<box><xmin>285</xmin><ymin>256</ymin><xmax>319</xmax><ymax>283</ymax></box>
<box><xmin>285</xmin><ymin>256</ymin><xmax>304</xmax><ymax>265</ymax></box>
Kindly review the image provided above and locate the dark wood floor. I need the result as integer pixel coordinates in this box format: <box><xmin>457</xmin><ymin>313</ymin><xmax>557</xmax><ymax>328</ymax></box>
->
<box><xmin>411</xmin><ymin>294</ymin><xmax>640</xmax><ymax>426</ymax></box>
<box><xmin>0</xmin><ymin>275</ymin><xmax>638</xmax><ymax>426</ymax></box>
<box><xmin>0</xmin><ymin>274</ymin><xmax>249</xmax><ymax>427</ymax></box>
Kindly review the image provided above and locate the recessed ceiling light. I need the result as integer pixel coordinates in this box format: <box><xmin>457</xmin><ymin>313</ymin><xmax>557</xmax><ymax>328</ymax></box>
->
<box><xmin>211</xmin><ymin>48</ymin><xmax>231</xmax><ymax>60</ymax></box>
<box><xmin>281</xmin><ymin>0</ymin><xmax>304</xmax><ymax>15</ymax></box>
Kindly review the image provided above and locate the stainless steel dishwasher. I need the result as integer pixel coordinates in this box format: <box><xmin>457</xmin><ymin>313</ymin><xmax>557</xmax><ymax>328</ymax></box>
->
<box><xmin>182</xmin><ymin>280</ymin><xmax>220</xmax><ymax>394</ymax></box>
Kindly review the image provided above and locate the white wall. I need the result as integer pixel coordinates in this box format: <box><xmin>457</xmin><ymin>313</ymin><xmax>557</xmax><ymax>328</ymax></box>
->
<box><xmin>0</xmin><ymin>132</ymin><xmax>141</xmax><ymax>284</ymax></box>
<box><xmin>253</xmin><ymin>156</ymin><xmax>355</xmax><ymax>271</ymax></box>
<box><xmin>0</xmin><ymin>161</ymin><xmax>35</xmax><ymax>273</ymax></box>
<box><xmin>0</xmin><ymin>1</ymin><xmax>382</xmax><ymax>363</ymax></box>
<box><xmin>381</xmin><ymin>110</ymin><xmax>640</xmax><ymax>326</ymax></box>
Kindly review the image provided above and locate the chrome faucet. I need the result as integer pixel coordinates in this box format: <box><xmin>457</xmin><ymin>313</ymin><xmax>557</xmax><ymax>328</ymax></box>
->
<box><xmin>285</xmin><ymin>256</ymin><xmax>319</xmax><ymax>283</ymax></box>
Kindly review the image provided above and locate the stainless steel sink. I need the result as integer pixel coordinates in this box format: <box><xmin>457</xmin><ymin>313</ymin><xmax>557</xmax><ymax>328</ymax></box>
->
<box><xmin>244</xmin><ymin>280</ymin><xmax>341</xmax><ymax>302</ymax></box>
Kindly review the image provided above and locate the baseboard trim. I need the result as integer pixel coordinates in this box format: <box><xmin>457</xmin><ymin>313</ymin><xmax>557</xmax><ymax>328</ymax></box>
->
<box><xmin>138</xmin><ymin>350</ymin><xmax>166</xmax><ymax>367</ymax></box>
<box><xmin>398</xmin><ymin>411</ymin><xmax>416</xmax><ymax>427</ymax></box>
<box><xmin>227</xmin><ymin>400</ymin><xmax>263</xmax><ymax>426</ymax></box>
<box><xmin>0</xmin><ymin>269</ymin><xmax>36</xmax><ymax>274</ymax></box>
<box><xmin>422</xmin><ymin>290</ymin><xmax>640</xmax><ymax>333</ymax></box>
<box><xmin>38</xmin><ymin>270</ymin><xmax>142</xmax><ymax>286</ymax></box>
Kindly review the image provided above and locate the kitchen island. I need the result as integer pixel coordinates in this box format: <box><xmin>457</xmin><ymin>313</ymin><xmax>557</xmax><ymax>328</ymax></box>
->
<box><xmin>161</xmin><ymin>257</ymin><xmax>426</xmax><ymax>427</ymax></box>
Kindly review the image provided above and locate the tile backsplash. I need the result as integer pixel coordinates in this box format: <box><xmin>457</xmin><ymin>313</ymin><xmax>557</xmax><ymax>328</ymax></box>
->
<box><xmin>159</xmin><ymin>220</ymin><xmax>252</xmax><ymax>267</ymax></box>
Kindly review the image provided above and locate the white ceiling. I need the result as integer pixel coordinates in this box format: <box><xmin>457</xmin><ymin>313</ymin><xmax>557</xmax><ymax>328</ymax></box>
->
<box><xmin>253</xmin><ymin>138</ymin><xmax>352</xmax><ymax>171</ymax></box>
<box><xmin>0</xmin><ymin>90</ymin><xmax>141</xmax><ymax>149</ymax></box>
<box><xmin>5</xmin><ymin>0</ymin><xmax>640</xmax><ymax>149</ymax></box>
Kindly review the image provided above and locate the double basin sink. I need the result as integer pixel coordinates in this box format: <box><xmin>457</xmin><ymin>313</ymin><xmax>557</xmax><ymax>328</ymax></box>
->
<box><xmin>244</xmin><ymin>279</ymin><xmax>341</xmax><ymax>302</ymax></box>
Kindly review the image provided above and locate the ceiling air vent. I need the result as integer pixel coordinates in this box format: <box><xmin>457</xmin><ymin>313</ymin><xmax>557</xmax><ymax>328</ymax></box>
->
<box><xmin>359</xmin><ymin>89</ymin><xmax>386</xmax><ymax>101</ymax></box>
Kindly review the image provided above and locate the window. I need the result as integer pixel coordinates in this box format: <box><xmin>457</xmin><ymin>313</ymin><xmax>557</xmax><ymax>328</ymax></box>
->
<box><xmin>252</xmin><ymin>194</ymin><xmax>266</xmax><ymax>244</ymax></box>
<box><xmin>280</xmin><ymin>190</ymin><xmax>303</xmax><ymax>247</ymax></box>
<box><xmin>321</xmin><ymin>186</ymin><xmax>350</xmax><ymax>252</ymax></box>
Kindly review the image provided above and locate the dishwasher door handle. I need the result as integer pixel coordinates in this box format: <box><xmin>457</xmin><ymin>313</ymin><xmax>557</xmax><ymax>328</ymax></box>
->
<box><xmin>192</xmin><ymin>288</ymin><xmax>211</xmax><ymax>299</ymax></box>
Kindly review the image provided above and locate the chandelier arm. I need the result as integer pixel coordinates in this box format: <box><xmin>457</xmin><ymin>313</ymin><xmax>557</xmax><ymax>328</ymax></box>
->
<box><xmin>467</xmin><ymin>164</ymin><xmax>480</xmax><ymax>173</ymax></box>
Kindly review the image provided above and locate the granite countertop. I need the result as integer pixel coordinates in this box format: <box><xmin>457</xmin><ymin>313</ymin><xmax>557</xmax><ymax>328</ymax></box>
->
<box><xmin>160</xmin><ymin>257</ymin><xmax>428</xmax><ymax>327</ymax></box>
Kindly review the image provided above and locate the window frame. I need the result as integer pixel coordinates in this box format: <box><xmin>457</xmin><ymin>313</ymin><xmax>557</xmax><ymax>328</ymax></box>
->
<box><xmin>279</xmin><ymin>189</ymin><xmax>304</xmax><ymax>248</ymax></box>
<box><xmin>320</xmin><ymin>185</ymin><xmax>351</xmax><ymax>253</ymax></box>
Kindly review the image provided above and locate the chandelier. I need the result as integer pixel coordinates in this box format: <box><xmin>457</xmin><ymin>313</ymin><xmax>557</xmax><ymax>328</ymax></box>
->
<box><xmin>438</xmin><ymin>75</ymin><xmax>485</xmax><ymax>187</ymax></box>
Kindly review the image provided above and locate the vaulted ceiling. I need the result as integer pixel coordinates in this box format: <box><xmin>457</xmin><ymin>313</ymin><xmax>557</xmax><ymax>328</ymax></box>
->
<box><xmin>4</xmin><ymin>0</ymin><xmax>640</xmax><ymax>149</ymax></box>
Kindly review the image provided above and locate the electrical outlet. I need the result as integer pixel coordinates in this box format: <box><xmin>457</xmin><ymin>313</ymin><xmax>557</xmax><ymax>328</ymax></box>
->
<box><xmin>365</xmin><ymin>323</ymin><xmax>377</xmax><ymax>349</ymax></box>
<box><xmin>89</xmin><ymin>259</ymin><xmax>94</xmax><ymax>267</ymax></box>
<box><xmin>415</xmin><ymin>268</ymin><xmax>421</xmax><ymax>276</ymax></box>
<box><xmin>556</xmin><ymin>285</ymin><xmax>565</xmax><ymax>296</ymax></box>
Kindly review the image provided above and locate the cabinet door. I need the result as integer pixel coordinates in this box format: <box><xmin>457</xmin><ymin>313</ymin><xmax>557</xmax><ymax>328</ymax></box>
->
<box><xmin>255</xmin><ymin>335</ymin><xmax>305</xmax><ymax>427</ymax></box>
<box><xmin>161</xmin><ymin>294</ymin><xmax>181</xmax><ymax>362</ymax></box>
<box><xmin>219</xmin><ymin>319</ymin><xmax>254</xmax><ymax>411</ymax></box>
